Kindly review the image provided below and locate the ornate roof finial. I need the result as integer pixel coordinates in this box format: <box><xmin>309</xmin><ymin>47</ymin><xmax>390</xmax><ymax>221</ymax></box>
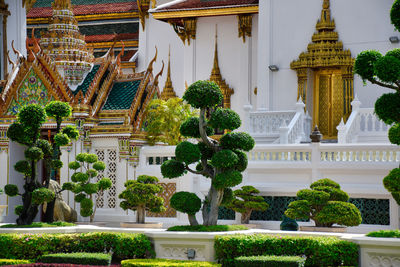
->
<box><xmin>161</xmin><ymin>45</ymin><xmax>177</xmax><ymax>100</ymax></box>
<box><xmin>323</xmin><ymin>0</ymin><xmax>330</xmax><ymax>9</ymax></box>
<box><xmin>211</xmin><ymin>25</ymin><xmax>221</xmax><ymax>78</ymax></box>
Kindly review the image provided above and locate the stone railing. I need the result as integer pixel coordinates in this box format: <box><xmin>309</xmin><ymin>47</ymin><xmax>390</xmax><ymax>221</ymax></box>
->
<box><xmin>337</xmin><ymin>96</ymin><xmax>389</xmax><ymax>144</ymax></box>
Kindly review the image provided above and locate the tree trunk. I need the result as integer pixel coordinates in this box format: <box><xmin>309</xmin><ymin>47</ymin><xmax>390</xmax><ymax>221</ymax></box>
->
<box><xmin>136</xmin><ymin>207</ymin><xmax>146</xmax><ymax>224</ymax></box>
<box><xmin>17</xmin><ymin>185</ymin><xmax>39</xmax><ymax>225</ymax></box>
<box><xmin>43</xmin><ymin>159</ymin><xmax>55</xmax><ymax>223</ymax></box>
<box><xmin>202</xmin><ymin>185</ymin><xmax>223</xmax><ymax>226</ymax></box>
<box><xmin>188</xmin><ymin>214</ymin><xmax>199</xmax><ymax>226</ymax></box>
<box><xmin>241</xmin><ymin>210</ymin><xmax>252</xmax><ymax>224</ymax></box>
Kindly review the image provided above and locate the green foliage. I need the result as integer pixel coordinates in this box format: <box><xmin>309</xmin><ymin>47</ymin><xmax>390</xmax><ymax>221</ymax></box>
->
<box><xmin>170</xmin><ymin>191</ymin><xmax>201</xmax><ymax>215</ymax></box>
<box><xmin>62</xmin><ymin>182</ymin><xmax>76</xmax><ymax>191</ymax></box>
<box><xmin>0</xmin><ymin>222</ymin><xmax>75</xmax><ymax>228</ymax></box>
<box><xmin>0</xmin><ymin>232</ymin><xmax>153</xmax><ymax>261</ymax></box>
<box><xmin>76</xmin><ymin>153</ymin><xmax>87</xmax><ymax>162</ymax></box>
<box><xmin>213</xmin><ymin>170</ymin><xmax>242</xmax><ymax>189</ymax></box>
<box><xmin>80</xmin><ymin>198</ymin><xmax>94</xmax><ymax>217</ymax></box>
<box><xmin>374</xmin><ymin>56</ymin><xmax>400</xmax><ymax>83</ymax></box>
<box><xmin>119</xmin><ymin>175</ymin><xmax>166</xmax><ymax>223</ymax></box>
<box><xmin>14</xmin><ymin>160</ymin><xmax>30</xmax><ymax>175</ymax></box>
<box><xmin>161</xmin><ymin>159</ymin><xmax>186</xmax><ymax>178</ymax></box>
<box><xmin>54</xmin><ymin>133</ymin><xmax>70</xmax><ymax>146</ymax></box>
<box><xmin>7</xmin><ymin>123</ymin><xmax>30</xmax><ymax>145</ymax></box>
<box><xmin>220</xmin><ymin>188</ymin><xmax>234</xmax><ymax>206</ymax></box>
<box><xmin>4</xmin><ymin>184</ymin><xmax>19</xmax><ymax>197</ymax></box>
<box><xmin>209</xmin><ymin>108</ymin><xmax>241</xmax><ymax>131</ymax></box>
<box><xmin>383</xmin><ymin>168</ymin><xmax>400</xmax><ymax>205</ymax></box>
<box><xmin>51</xmin><ymin>159</ymin><xmax>63</xmax><ymax>169</ymax></box>
<box><xmin>31</xmin><ymin>187</ymin><xmax>54</xmax><ymax>205</ymax></box>
<box><xmin>180</xmin><ymin>117</ymin><xmax>214</xmax><ymax>138</ymax></box>
<box><xmin>183</xmin><ymin>80</ymin><xmax>223</xmax><ymax>109</ymax></box>
<box><xmin>69</xmin><ymin>161</ymin><xmax>81</xmax><ymax>170</ymax></box>
<box><xmin>280</xmin><ymin>215</ymin><xmax>299</xmax><ymax>231</ymax></box>
<box><xmin>36</xmin><ymin>139</ymin><xmax>52</xmax><ymax>156</ymax></box>
<box><xmin>122</xmin><ymin>259</ymin><xmax>221</xmax><ymax>267</ymax></box>
<box><xmin>0</xmin><ymin>259</ymin><xmax>32</xmax><ymax>265</ymax></box>
<box><xmin>93</xmin><ymin>161</ymin><xmax>106</xmax><ymax>171</ymax></box>
<box><xmin>220</xmin><ymin>132</ymin><xmax>255</xmax><ymax>152</ymax></box>
<box><xmin>197</xmin><ymin>142</ymin><xmax>214</xmax><ymax>160</ymax></box>
<box><xmin>167</xmin><ymin>225</ymin><xmax>248</xmax><ymax>232</ymax></box>
<box><xmin>18</xmin><ymin>104</ymin><xmax>47</xmax><ymax>130</ymax></box>
<box><xmin>389</xmin><ymin>123</ymin><xmax>400</xmax><ymax>145</ymax></box>
<box><xmin>40</xmin><ymin>252</ymin><xmax>111</xmax><ymax>265</ymax></box>
<box><xmin>214</xmin><ymin>234</ymin><xmax>359</xmax><ymax>266</ymax></box>
<box><xmin>285</xmin><ymin>178</ymin><xmax>361</xmax><ymax>227</ymax></box>
<box><xmin>14</xmin><ymin>205</ymin><xmax>23</xmax><ymax>216</ymax></box>
<box><xmin>145</xmin><ymin>98</ymin><xmax>195</xmax><ymax>145</ymax></box>
<box><xmin>367</xmin><ymin>229</ymin><xmax>400</xmax><ymax>238</ymax></box>
<box><xmin>375</xmin><ymin>92</ymin><xmax>400</xmax><ymax>124</ymax></box>
<box><xmin>98</xmin><ymin>178</ymin><xmax>112</xmax><ymax>190</ymax></box>
<box><xmin>24</xmin><ymin>146</ymin><xmax>44</xmax><ymax>161</ymax></box>
<box><xmin>62</xmin><ymin>125</ymin><xmax>79</xmax><ymax>140</ymax></box>
<box><xmin>71</xmin><ymin>172</ymin><xmax>89</xmax><ymax>183</ymax></box>
<box><xmin>391</xmin><ymin>0</ymin><xmax>400</xmax><ymax>32</ymax></box>
<box><xmin>87</xmin><ymin>168</ymin><xmax>98</xmax><ymax>178</ymax></box>
<box><xmin>353</xmin><ymin>50</ymin><xmax>382</xmax><ymax>80</ymax></box>
<box><xmin>233</xmin><ymin>150</ymin><xmax>248</xmax><ymax>172</ymax></box>
<box><xmin>45</xmin><ymin>101</ymin><xmax>72</xmax><ymax>119</ymax></box>
<box><xmin>211</xmin><ymin>150</ymin><xmax>239</xmax><ymax>168</ymax></box>
<box><xmin>175</xmin><ymin>141</ymin><xmax>201</xmax><ymax>164</ymax></box>
<box><xmin>234</xmin><ymin>255</ymin><xmax>306</xmax><ymax>267</ymax></box>
<box><xmin>85</xmin><ymin>154</ymin><xmax>98</xmax><ymax>163</ymax></box>
<box><xmin>74</xmin><ymin>193</ymin><xmax>86</xmax><ymax>203</ymax></box>
<box><xmin>82</xmin><ymin>183</ymin><xmax>99</xmax><ymax>195</ymax></box>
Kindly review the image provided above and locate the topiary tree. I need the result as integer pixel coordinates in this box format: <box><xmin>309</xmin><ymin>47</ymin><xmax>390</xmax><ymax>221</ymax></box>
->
<box><xmin>4</xmin><ymin>104</ymin><xmax>55</xmax><ymax>225</ymax></box>
<box><xmin>354</xmin><ymin>0</ymin><xmax>400</xmax><ymax>207</ymax></box>
<box><xmin>285</xmin><ymin>178</ymin><xmax>362</xmax><ymax>227</ymax></box>
<box><xmin>225</xmin><ymin>186</ymin><xmax>269</xmax><ymax>224</ymax></box>
<box><xmin>160</xmin><ymin>80</ymin><xmax>255</xmax><ymax>226</ymax></box>
<box><xmin>144</xmin><ymin>98</ymin><xmax>196</xmax><ymax>145</ymax></box>
<box><xmin>62</xmin><ymin>153</ymin><xmax>112</xmax><ymax>222</ymax></box>
<box><xmin>119</xmin><ymin>175</ymin><xmax>166</xmax><ymax>224</ymax></box>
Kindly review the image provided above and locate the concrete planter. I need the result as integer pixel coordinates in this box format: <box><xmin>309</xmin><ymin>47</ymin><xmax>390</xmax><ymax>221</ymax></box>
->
<box><xmin>120</xmin><ymin>222</ymin><xmax>163</xmax><ymax>228</ymax></box>
<box><xmin>300</xmin><ymin>226</ymin><xmax>346</xmax><ymax>233</ymax></box>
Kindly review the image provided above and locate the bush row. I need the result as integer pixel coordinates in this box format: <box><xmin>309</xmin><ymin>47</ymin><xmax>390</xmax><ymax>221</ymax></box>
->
<box><xmin>0</xmin><ymin>259</ymin><xmax>31</xmax><ymax>265</ymax></box>
<box><xmin>121</xmin><ymin>259</ymin><xmax>221</xmax><ymax>266</ymax></box>
<box><xmin>234</xmin><ymin>255</ymin><xmax>306</xmax><ymax>267</ymax></box>
<box><xmin>367</xmin><ymin>229</ymin><xmax>400</xmax><ymax>238</ymax></box>
<box><xmin>214</xmin><ymin>234</ymin><xmax>358</xmax><ymax>266</ymax></box>
<box><xmin>0</xmin><ymin>232</ymin><xmax>153</xmax><ymax>261</ymax></box>
<box><xmin>40</xmin><ymin>252</ymin><xmax>111</xmax><ymax>265</ymax></box>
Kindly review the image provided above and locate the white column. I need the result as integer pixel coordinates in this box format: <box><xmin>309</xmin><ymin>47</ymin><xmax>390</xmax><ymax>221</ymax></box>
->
<box><xmin>183</xmin><ymin>40</ymin><xmax>196</xmax><ymax>89</ymax></box>
<box><xmin>256</xmin><ymin>0</ymin><xmax>271</xmax><ymax>111</ymax></box>
<box><xmin>310</xmin><ymin>142</ymin><xmax>321</xmax><ymax>183</ymax></box>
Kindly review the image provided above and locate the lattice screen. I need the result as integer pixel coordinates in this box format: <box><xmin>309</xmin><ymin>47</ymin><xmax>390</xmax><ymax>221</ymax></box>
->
<box><xmin>147</xmin><ymin>183</ymin><xmax>176</xmax><ymax>218</ymax></box>
<box><xmin>95</xmin><ymin>148</ymin><xmax>117</xmax><ymax>209</ymax></box>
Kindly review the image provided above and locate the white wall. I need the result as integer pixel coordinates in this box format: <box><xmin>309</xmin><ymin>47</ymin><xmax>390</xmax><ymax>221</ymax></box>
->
<box><xmin>6</xmin><ymin>0</ymin><xmax>26</xmax><ymax>62</ymax></box>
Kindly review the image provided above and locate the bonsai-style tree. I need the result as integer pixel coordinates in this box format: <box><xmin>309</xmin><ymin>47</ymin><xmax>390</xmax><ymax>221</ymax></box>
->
<box><xmin>144</xmin><ymin>97</ymin><xmax>195</xmax><ymax>145</ymax></box>
<box><xmin>225</xmin><ymin>186</ymin><xmax>269</xmax><ymax>224</ymax></box>
<box><xmin>354</xmin><ymin>0</ymin><xmax>400</xmax><ymax>207</ymax></box>
<box><xmin>119</xmin><ymin>175</ymin><xmax>166</xmax><ymax>224</ymax></box>
<box><xmin>285</xmin><ymin>178</ymin><xmax>362</xmax><ymax>227</ymax></box>
<box><xmin>43</xmin><ymin>101</ymin><xmax>79</xmax><ymax>222</ymax></box>
<box><xmin>63</xmin><ymin>153</ymin><xmax>112</xmax><ymax>222</ymax></box>
<box><xmin>160</xmin><ymin>80</ymin><xmax>255</xmax><ymax>226</ymax></box>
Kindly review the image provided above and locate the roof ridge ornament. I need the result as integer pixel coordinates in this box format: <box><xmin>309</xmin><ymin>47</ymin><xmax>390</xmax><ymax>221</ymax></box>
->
<box><xmin>161</xmin><ymin>45</ymin><xmax>177</xmax><ymax>100</ymax></box>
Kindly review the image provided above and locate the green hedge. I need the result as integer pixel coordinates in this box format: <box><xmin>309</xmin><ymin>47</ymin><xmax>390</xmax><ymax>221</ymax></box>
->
<box><xmin>0</xmin><ymin>222</ymin><xmax>75</xmax><ymax>228</ymax></box>
<box><xmin>234</xmin><ymin>255</ymin><xmax>306</xmax><ymax>267</ymax></box>
<box><xmin>367</xmin><ymin>229</ymin><xmax>400</xmax><ymax>238</ymax></box>
<box><xmin>0</xmin><ymin>259</ymin><xmax>32</xmax><ymax>265</ymax></box>
<box><xmin>40</xmin><ymin>252</ymin><xmax>111</xmax><ymax>265</ymax></box>
<box><xmin>0</xmin><ymin>232</ymin><xmax>153</xmax><ymax>261</ymax></box>
<box><xmin>167</xmin><ymin>225</ymin><xmax>248</xmax><ymax>232</ymax></box>
<box><xmin>121</xmin><ymin>259</ymin><xmax>221</xmax><ymax>266</ymax></box>
<box><xmin>214</xmin><ymin>234</ymin><xmax>358</xmax><ymax>266</ymax></box>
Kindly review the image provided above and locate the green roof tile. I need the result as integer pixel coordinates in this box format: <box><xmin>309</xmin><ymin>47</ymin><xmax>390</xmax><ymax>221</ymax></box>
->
<box><xmin>102</xmin><ymin>80</ymin><xmax>141</xmax><ymax>110</ymax></box>
<box><xmin>73</xmin><ymin>64</ymin><xmax>101</xmax><ymax>96</ymax></box>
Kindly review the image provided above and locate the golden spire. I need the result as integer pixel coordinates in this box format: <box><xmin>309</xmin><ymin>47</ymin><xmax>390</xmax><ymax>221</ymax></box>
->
<box><xmin>209</xmin><ymin>26</ymin><xmax>234</xmax><ymax>109</ymax></box>
<box><xmin>52</xmin><ymin>0</ymin><xmax>72</xmax><ymax>10</ymax></box>
<box><xmin>161</xmin><ymin>46</ymin><xmax>177</xmax><ymax>100</ymax></box>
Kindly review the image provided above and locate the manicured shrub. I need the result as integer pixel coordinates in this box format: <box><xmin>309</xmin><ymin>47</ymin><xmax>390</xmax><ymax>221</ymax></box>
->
<box><xmin>383</xmin><ymin>167</ymin><xmax>400</xmax><ymax>204</ymax></box>
<box><xmin>180</xmin><ymin>117</ymin><xmax>214</xmax><ymax>138</ymax></box>
<box><xmin>214</xmin><ymin>234</ymin><xmax>358</xmax><ymax>266</ymax></box>
<box><xmin>220</xmin><ymin>132</ymin><xmax>255</xmax><ymax>152</ymax></box>
<box><xmin>122</xmin><ymin>258</ymin><xmax>221</xmax><ymax>266</ymax></box>
<box><xmin>40</xmin><ymin>252</ymin><xmax>111</xmax><ymax>265</ymax></box>
<box><xmin>209</xmin><ymin>108</ymin><xmax>241</xmax><ymax>131</ymax></box>
<box><xmin>0</xmin><ymin>259</ymin><xmax>32</xmax><ymax>265</ymax></box>
<box><xmin>183</xmin><ymin>80</ymin><xmax>223</xmax><ymax>108</ymax></box>
<box><xmin>234</xmin><ymin>255</ymin><xmax>306</xmax><ymax>267</ymax></box>
<box><xmin>175</xmin><ymin>141</ymin><xmax>201</xmax><ymax>164</ymax></box>
<box><xmin>285</xmin><ymin>178</ymin><xmax>361</xmax><ymax>227</ymax></box>
<box><xmin>367</xmin><ymin>229</ymin><xmax>400</xmax><ymax>238</ymax></box>
<box><xmin>211</xmin><ymin>150</ymin><xmax>239</xmax><ymax>168</ymax></box>
<box><xmin>161</xmin><ymin>159</ymin><xmax>186</xmax><ymax>178</ymax></box>
<box><xmin>171</xmin><ymin>192</ymin><xmax>201</xmax><ymax>225</ymax></box>
<box><xmin>374</xmin><ymin>92</ymin><xmax>400</xmax><ymax>124</ymax></box>
<box><xmin>280</xmin><ymin>215</ymin><xmax>299</xmax><ymax>231</ymax></box>
<box><xmin>0</xmin><ymin>222</ymin><xmax>75</xmax><ymax>228</ymax></box>
<box><xmin>167</xmin><ymin>225</ymin><xmax>248</xmax><ymax>232</ymax></box>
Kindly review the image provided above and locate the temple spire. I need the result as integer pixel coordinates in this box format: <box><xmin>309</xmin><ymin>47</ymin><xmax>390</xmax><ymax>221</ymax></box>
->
<box><xmin>211</xmin><ymin>25</ymin><xmax>221</xmax><ymax>79</ymax></box>
<box><xmin>160</xmin><ymin>46</ymin><xmax>177</xmax><ymax>100</ymax></box>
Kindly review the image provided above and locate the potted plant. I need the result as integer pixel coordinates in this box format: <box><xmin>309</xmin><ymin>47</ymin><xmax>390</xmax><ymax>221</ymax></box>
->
<box><xmin>225</xmin><ymin>186</ymin><xmax>269</xmax><ymax>227</ymax></box>
<box><xmin>62</xmin><ymin>153</ymin><xmax>112</xmax><ymax>223</ymax></box>
<box><xmin>285</xmin><ymin>178</ymin><xmax>362</xmax><ymax>232</ymax></box>
<box><xmin>119</xmin><ymin>175</ymin><xmax>166</xmax><ymax>228</ymax></box>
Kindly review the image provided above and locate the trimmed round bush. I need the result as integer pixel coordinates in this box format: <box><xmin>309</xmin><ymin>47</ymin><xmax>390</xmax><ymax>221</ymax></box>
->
<box><xmin>14</xmin><ymin>205</ymin><xmax>23</xmax><ymax>216</ymax></box>
<box><xmin>82</xmin><ymin>183</ymin><xmax>99</xmax><ymax>195</ymax></box>
<box><xmin>161</xmin><ymin>159</ymin><xmax>186</xmax><ymax>178</ymax></box>
<box><xmin>80</xmin><ymin>198</ymin><xmax>94</xmax><ymax>217</ymax></box>
<box><xmin>98</xmin><ymin>178</ymin><xmax>112</xmax><ymax>190</ymax></box>
<box><xmin>85</xmin><ymin>154</ymin><xmax>98</xmax><ymax>163</ymax></box>
<box><xmin>180</xmin><ymin>117</ymin><xmax>214</xmax><ymax>138</ymax></box>
<box><xmin>170</xmin><ymin>191</ymin><xmax>201</xmax><ymax>215</ymax></box>
<box><xmin>72</xmin><ymin>184</ymin><xmax>83</xmax><ymax>194</ymax></box>
<box><xmin>87</xmin><ymin>168</ymin><xmax>98</xmax><ymax>178</ymax></box>
<box><xmin>315</xmin><ymin>201</ymin><xmax>362</xmax><ymax>227</ymax></box>
<box><xmin>62</xmin><ymin>125</ymin><xmax>79</xmax><ymax>140</ymax></box>
<box><xmin>220</xmin><ymin>132</ymin><xmax>255</xmax><ymax>152</ymax></box>
<box><xmin>76</xmin><ymin>153</ymin><xmax>87</xmax><ymax>162</ymax></box>
<box><xmin>32</xmin><ymin>188</ymin><xmax>55</xmax><ymax>205</ymax></box>
<box><xmin>183</xmin><ymin>80</ymin><xmax>223</xmax><ymax>108</ymax></box>
<box><xmin>18</xmin><ymin>104</ymin><xmax>46</xmax><ymax>129</ymax></box>
<box><xmin>354</xmin><ymin>50</ymin><xmax>382</xmax><ymax>81</ymax></box>
<box><xmin>220</xmin><ymin>188</ymin><xmax>234</xmax><ymax>206</ymax></box>
<box><xmin>7</xmin><ymin>123</ymin><xmax>29</xmax><ymax>144</ymax></box>
<box><xmin>68</xmin><ymin>161</ymin><xmax>81</xmax><ymax>170</ymax></box>
<box><xmin>312</xmin><ymin>186</ymin><xmax>349</xmax><ymax>202</ymax></box>
<box><xmin>198</xmin><ymin>142</ymin><xmax>214</xmax><ymax>160</ymax></box>
<box><xmin>71</xmin><ymin>172</ymin><xmax>89</xmax><ymax>183</ymax></box>
<box><xmin>389</xmin><ymin>123</ymin><xmax>400</xmax><ymax>145</ymax></box>
<box><xmin>25</xmin><ymin>146</ymin><xmax>44</xmax><ymax>161</ymax></box>
<box><xmin>51</xmin><ymin>159</ymin><xmax>63</xmax><ymax>169</ymax></box>
<box><xmin>374</xmin><ymin>55</ymin><xmax>400</xmax><ymax>83</ymax></box>
<box><xmin>62</xmin><ymin>182</ymin><xmax>76</xmax><ymax>191</ymax></box>
<box><xmin>297</xmin><ymin>189</ymin><xmax>330</xmax><ymax>206</ymax></box>
<box><xmin>383</xmin><ymin>168</ymin><xmax>400</xmax><ymax>204</ymax></box>
<box><xmin>54</xmin><ymin>133</ymin><xmax>70</xmax><ymax>146</ymax></box>
<box><xmin>45</xmin><ymin>101</ymin><xmax>72</xmax><ymax>119</ymax></box>
<box><xmin>36</xmin><ymin>139</ymin><xmax>52</xmax><ymax>156</ymax></box>
<box><xmin>213</xmin><ymin>170</ymin><xmax>242</xmax><ymax>189</ymax></box>
<box><xmin>4</xmin><ymin>184</ymin><xmax>19</xmax><ymax>197</ymax></box>
<box><xmin>375</xmin><ymin>92</ymin><xmax>400</xmax><ymax>124</ymax></box>
<box><xmin>391</xmin><ymin>0</ymin><xmax>400</xmax><ymax>32</ymax></box>
<box><xmin>310</xmin><ymin>178</ymin><xmax>340</xmax><ymax>189</ymax></box>
<box><xmin>74</xmin><ymin>193</ymin><xmax>86</xmax><ymax>203</ymax></box>
<box><xmin>137</xmin><ymin>175</ymin><xmax>159</xmax><ymax>184</ymax></box>
<box><xmin>208</xmin><ymin>108</ymin><xmax>241</xmax><ymax>131</ymax></box>
<box><xmin>233</xmin><ymin>150</ymin><xmax>248</xmax><ymax>172</ymax></box>
<box><xmin>14</xmin><ymin>160</ymin><xmax>31</xmax><ymax>175</ymax></box>
<box><xmin>211</xmin><ymin>149</ymin><xmax>239</xmax><ymax>168</ymax></box>
<box><xmin>175</xmin><ymin>141</ymin><xmax>201</xmax><ymax>164</ymax></box>
<box><xmin>93</xmin><ymin>161</ymin><xmax>106</xmax><ymax>171</ymax></box>
<box><xmin>285</xmin><ymin>200</ymin><xmax>310</xmax><ymax>220</ymax></box>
